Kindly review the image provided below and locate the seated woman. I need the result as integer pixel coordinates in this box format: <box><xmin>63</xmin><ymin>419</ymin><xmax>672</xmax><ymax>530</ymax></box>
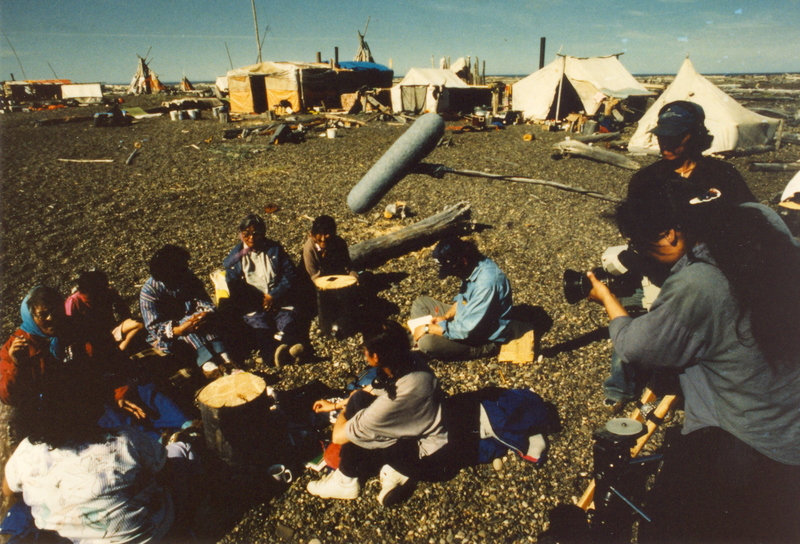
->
<box><xmin>307</xmin><ymin>320</ymin><xmax>452</xmax><ymax>506</ymax></box>
<box><xmin>1</xmin><ymin>285</ymin><xmax>191</xmax><ymax>443</ymax></box>
<box><xmin>65</xmin><ymin>270</ymin><xmax>144</xmax><ymax>353</ymax></box>
<box><xmin>223</xmin><ymin>215</ymin><xmax>304</xmax><ymax>366</ymax></box>
<box><xmin>587</xmin><ymin>177</ymin><xmax>800</xmax><ymax>543</ymax></box>
<box><xmin>140</xmin><ymin>244</ymin><xmax>234</xmax><ymax>378</ymax></box>
<box><xmin>2</xmin><ymin>373</ymin><xmax>199</xmax><ymax>543</ymax></box>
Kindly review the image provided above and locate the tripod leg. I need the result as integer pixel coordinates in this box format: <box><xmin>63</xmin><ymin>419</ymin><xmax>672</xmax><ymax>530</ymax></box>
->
<box><xmin>578</xmin><ymin>387</ymin><xmax>666</xmax><ymax>511</ymax></box>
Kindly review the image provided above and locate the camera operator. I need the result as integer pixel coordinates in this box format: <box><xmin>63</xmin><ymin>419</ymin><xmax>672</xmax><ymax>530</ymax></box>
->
<box><xmin>603</xmin><ymin>100</ymin><xmax>758</xmax><ymax>409</ymax></box>
<box><xmin>587</xmin><ymin>175</ymin><xmax>800</xmax><ymax>543</ymax></box>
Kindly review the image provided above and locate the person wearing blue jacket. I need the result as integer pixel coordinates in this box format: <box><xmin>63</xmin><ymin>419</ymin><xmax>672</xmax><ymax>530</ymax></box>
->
<box><xmin>223</xmin><ymin>214</ymin><xmax>304</xmax><ymax>366</ymax></box>
<box><xmin>411</xmin><ymin>237</ymin><xmax>513</xmax><ymax>360</ymax></box>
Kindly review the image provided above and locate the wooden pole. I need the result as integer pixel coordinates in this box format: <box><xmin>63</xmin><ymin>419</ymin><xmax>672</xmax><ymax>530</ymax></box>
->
<box><xmin>224</xmin><ymin>42</ymin><xmax>234</xmax><ymax>70</ymax></box>
<box><xmin>539</xmin><ymin>37</ymin><xmax>546</xmax><ymax>69</ymax></box>
<box><xmin>555</xmin><ymin>54</ymin><xmax>566</xmax><ymax>121</ymax></box>
<box><xmin>251</xmin><ymin>0</ymin><xmax>263</xmax><ymax>63</ymax></box>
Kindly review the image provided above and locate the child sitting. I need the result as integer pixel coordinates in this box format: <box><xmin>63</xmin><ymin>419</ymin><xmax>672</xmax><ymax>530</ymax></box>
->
<box><xmin>65</xmin><ymin>270</ymin><xmax>144</xmax><ymax>353</ymax></box>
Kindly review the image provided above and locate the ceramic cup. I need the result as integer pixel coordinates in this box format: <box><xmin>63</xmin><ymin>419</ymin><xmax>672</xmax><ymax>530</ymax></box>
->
<box><xmin>267</xmin><ymin>464</ymin><xmax>293</xmax><ymax>483</ymax></box>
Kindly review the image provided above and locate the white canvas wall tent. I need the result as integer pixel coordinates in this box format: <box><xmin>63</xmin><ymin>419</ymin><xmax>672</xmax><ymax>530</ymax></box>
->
<box><xmin>390</xmin><ymin>68</ymin><xmax>489</xmax><ymax>114</ymax></box>
<box><xmin>628</xmin><ymin>58</ymin><xmax>781</xmax><ymax>155</ymax></box>
<box><xmin>226</xmin><ymin>61</ymin><xmax>337</xmax><ymax>114</ymax></box>
<box><xmin>61</xmin><ymin>83</ymin><xmax>103</xmax><ymax>104</ymax></box>
<box><xmin>512</xmin><ymin>54</ymin><xmax>652</xmax><ymax>121</ymax></box>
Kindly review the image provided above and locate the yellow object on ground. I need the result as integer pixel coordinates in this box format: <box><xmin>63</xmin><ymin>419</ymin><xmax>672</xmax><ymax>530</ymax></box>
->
<box><xmin>498</xmin><ymin>320</ymin><xmax>535</xmax><ymax>364</ymax></box>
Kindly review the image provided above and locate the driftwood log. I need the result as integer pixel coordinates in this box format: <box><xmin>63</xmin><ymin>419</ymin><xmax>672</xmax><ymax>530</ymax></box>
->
<box><xmin>719</xmin><ymin>144</ymin><xmax>776</xmax><ymax>157</ymax></box>
<box><xmin>349</xmin><ymin>201</ymin><xmax>472</xmax><ymax>269</ymax></box>
<box><xmin>569</xmin><ymin>131</ymin><xmax>621</xmax><ymax>144</ymax></box>
<box><xmin>781</xmin><ymin>133</ymin><xmax>800</xmax><ymax>146</ymax></box>
<box><xmin>412</xmin><ymin>163</ymin><xmax>623</xmax><ymax>203</ymax></box>
<box><xmin>749</xmin><ymin>162</ymin><xmax>800</xmax><ymax>172</ymax></box>
<box><xmin>552</xmin><ymin>140</ymin><xmax>641</xmax><ymax>171</ymax></box>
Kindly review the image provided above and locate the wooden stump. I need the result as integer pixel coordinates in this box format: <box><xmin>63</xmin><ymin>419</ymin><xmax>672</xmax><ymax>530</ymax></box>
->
<box><xmin>197</xmin><ymin>372</ymin><xmax>283</xmax><ymax>467</ymax></box>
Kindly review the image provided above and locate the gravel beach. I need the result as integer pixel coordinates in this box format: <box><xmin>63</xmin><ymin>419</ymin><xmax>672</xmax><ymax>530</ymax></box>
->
<box><xmin>1</xmin><ymin>88</ymin><xmax>798</xmax><ymax>543</ymax></box>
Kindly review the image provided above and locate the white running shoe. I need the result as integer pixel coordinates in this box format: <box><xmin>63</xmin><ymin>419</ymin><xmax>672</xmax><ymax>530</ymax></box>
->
<box><xmin>377</xmin><ymin>464</ymin><xmax>413</xmax><ymax>506</ymax></box>
<box><xmin>306</xmin><ymin>469</ymin><xmax>360</xmax><ymax>500</ymax></box>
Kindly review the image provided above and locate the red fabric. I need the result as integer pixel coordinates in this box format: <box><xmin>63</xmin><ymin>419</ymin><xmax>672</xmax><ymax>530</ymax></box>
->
<box><xmin>324</xmin><ymin>442</ymin><xmax>342</xmax><ymax>470</ymax></box>
<box><xmin>0</xmin><ymin>329</ymin><xmax>57</xmax><ymax>406</ymax></box>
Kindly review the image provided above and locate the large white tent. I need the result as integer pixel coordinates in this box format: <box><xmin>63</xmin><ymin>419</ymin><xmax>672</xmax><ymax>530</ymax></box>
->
<box><xmin>512</xmin><ymin>54</ymin><xmax>651</xmax><ymax>121</ymax></box>
<box><xmin>629</xmin><ymin>58</ymin><xmax>780</xmax><ymax>155</ymax></box>
<box><xmin>390</xmin><ymin>68</ymin><xmax>471</xmax><ymax>114</ymax></box>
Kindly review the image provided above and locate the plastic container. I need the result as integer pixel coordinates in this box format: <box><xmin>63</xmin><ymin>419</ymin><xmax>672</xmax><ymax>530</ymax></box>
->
<box><xmin>326</xmin><ymin>127</ymin><xmax>337</xmax><ymax>139</ymax></box>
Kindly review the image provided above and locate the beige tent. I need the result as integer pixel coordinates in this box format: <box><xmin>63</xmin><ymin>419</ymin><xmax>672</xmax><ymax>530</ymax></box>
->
<box><xmin>226</xmin><ymin>61</ymin><xmax>336</xmax><ymax>114</ymax></box>
<box><xmin>179</xmin><ymin>76</ymin><xmax>194</xmax><ymax>92</ymax></box>
<box><xmin>629</xmin><ymin>58</ymin><xmax>780</xmax><ymax>155</ymax></box>
<box><xmin>390</xmin><ymin>68</ymin><xmax>472</xmax><ymax>114</ymax></box>
<box><xmin>512</xmin><ymin>54</ymin><xmax>651</xmax><ymax>121</ymax></box>
<box><xmin>127</xmin><ymin>57</ymin><xmax>166</xmax><ymax>95</ymax></box>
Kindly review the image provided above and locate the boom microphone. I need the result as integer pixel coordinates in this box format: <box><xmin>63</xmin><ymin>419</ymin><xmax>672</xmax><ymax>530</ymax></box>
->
<box><xmin>347</xmin><ymin>113</ymin><xmax>445</xmax><ymax>214</ymax></box>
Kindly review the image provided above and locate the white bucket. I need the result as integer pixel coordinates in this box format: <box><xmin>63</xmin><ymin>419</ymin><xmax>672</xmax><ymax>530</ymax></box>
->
<box><xmin>169</xmin><ymin>110</ymin><xmax>180</xmax><ymax>121</ymax></box>
<box><xmin>187</xmin><ymin>109</ymin><xmax>200</xmax><ymax>120</ymax></box>
<box><xmin>326</xmin><ymin>127</ymin><xmax>337</xmax><ymax>139</ymax></box>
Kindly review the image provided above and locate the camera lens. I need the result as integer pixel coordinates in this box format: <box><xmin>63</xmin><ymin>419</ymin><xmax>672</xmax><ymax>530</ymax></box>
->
<box><xmin>563</xmin><ymin>268</ymin><xmax>615</xmax><ymax>304</ymax></box>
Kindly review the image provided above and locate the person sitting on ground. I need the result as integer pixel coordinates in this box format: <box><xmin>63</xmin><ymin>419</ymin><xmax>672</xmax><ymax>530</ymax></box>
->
<box><xmin>140</xmin><ymin>244</ymin><xmax>234</xmax><ymax>379</ymax></box>
<box><xmin>307</xmin><ymin>320</ymin><xmax>452</xmax><ymax>506</ymax></box>
<box><xmin>586</xmin><ymin>177</ymin><xmax>800</xmax><ymax>543</ymax></box>
<box><xmin>65</xmin><ymin>270</ymin><xmax>145</xmax><ymax>353</ymax></box>
<box><xmin>1</xmin><ymin>285</ymin><xmax>192</xmax><ymax>443</ymax></box>
<box><xmin>411</xmin><ymin>237</ymin><xmax>513</xmax><ymax>361</ymax></box>
<box><xmin>302</xmin><ymin>215</ymin><xmax>360</xmax><ymax>337</ymax></box>
<box><xmin>223</xmin><ymin>214</ymin><xmax>304</xmax><ymax>367</ymax></box>
<box><xmin>302</xmin><ymin>215</ymin><xmax>358</xmax><ymax>282</ymax></box>
<box><xmin>2</xmin><ymin>373</ymin><xmax>200</xmax><ymax>544</ymax></box>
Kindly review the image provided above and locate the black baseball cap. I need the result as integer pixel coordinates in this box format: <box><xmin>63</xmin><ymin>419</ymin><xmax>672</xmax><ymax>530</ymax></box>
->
<box><xmin>431</xmin><ymin>237</ymin><xmax>466</xmax><ymax>279</ymax></box>
<box><xmin>649</xmin><ymin>101</ymin><xmax>705</xmax><ymax>137</ymax></box>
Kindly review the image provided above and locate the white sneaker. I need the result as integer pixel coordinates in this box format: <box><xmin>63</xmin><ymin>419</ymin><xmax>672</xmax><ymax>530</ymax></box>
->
<box><xmin>377</xmin><ymin>464</ymin><xmax>413</xmax><ymax>506</ymax></box>
<box><xmin>306</xmin><ymin>469</ymin><xmax>359</xmax><ymax>500</ymax></box>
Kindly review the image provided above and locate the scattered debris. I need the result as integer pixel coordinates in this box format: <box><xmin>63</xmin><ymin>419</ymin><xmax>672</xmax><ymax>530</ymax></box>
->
<box><xmin>57</xmin><ymin>158</ymin><xmax>113</xmax><ymax>163</ymax></box>
<box><xmin>749</xmin><ymin>162</ymin><xmax>800</xmax><ymax>172</ymax></box>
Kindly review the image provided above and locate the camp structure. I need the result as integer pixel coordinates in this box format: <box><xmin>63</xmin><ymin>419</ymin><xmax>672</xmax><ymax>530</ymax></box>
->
<box><xmin>226</xmin><ymin>61</ymin><xmax>337</xmax><ymax>114</ymax></box>
<box><xmin>512</xmin><ymin>54</ymin><xmax>652</xmax><ymax>121</ymax></box>
<box><xmin>60</xmin><ymin>83</ymin><xmax>103</xmax><ymax>104</ymax></box>
<box><xmin>628</xmin><ymin>58</ymin><xmax>781</xmax><ymax>155</ymax></box>
<box><xmin>127</xmin><ymin>56</ymin><xmax>166</xmax><ymax>95</ymax></box>
<box><xmin>390</xmin><ymin>68</ymin><xmax>490</xmax><ymax>115</ymax></box>
<box><xmin>179</xmin><ymin>76</ymin><xmax>194</xmax><ymax>92</ymax></box>
<box><xmin>3</xmin><ymin>79</ymin><xmax>72</xmax><ymax>102</ymax></box>
<box><xmin>337</xmin><ymin>62</ymin><xmax>393</xmax><ymax>93</ymax></box>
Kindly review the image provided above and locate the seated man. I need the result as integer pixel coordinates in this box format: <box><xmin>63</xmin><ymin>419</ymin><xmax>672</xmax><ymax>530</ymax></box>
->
<box><xmin>302</xmin><ymin>215</ymin><xmax>358</xmax><ymax>282</ymax></box>
<box><xmin>302</xmin><ymin>215</ymin><xmax>360</xmax><ymax>337</ymax></box>
<box><xmin>140</xmin><ymin>244</ymin><xmax>234</xmax><ymax>378</ymax></box>
<box><xmin>411</xmin><ymin>237</ymin><xmax>513</xmax><ymax>360</ymax></box>
<box><xmin>223</xmin><ymin>214</ymin><xmax>304</xmax><ymax>366</ymax></box>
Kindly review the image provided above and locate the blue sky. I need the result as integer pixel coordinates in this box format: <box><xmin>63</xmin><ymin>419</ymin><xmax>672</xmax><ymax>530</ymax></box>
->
<box><xmin>1</xmin><ymin>0</ymin><xmax>798</xmax><ymax>84</ymax></box>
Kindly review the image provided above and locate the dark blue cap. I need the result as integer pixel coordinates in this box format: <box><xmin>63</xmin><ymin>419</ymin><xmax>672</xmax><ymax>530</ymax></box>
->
<box><xmin>649</xmin><ymin>101</ymin><xmax>705</xmax><ymax>137</ymax></box>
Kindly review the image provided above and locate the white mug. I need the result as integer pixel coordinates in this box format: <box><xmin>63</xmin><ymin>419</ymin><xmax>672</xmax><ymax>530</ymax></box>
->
<box><xmin>267</xmin><ymin>464</ymin><xmax>293</xmax><ymax>483</ymax></box>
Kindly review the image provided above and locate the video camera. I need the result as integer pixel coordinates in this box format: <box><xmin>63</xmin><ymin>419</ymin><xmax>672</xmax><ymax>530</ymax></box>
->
<box><xmin>563</xmin><ymin>245</ymin><xmax>645</xmax><ymax>304</ymax></box>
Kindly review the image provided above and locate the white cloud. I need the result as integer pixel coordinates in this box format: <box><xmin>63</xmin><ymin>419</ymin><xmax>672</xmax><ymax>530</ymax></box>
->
<box><xmin>677</xmin><ymin>36</ymin><xmax>689</xmax><ymax>42</ymax></box>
